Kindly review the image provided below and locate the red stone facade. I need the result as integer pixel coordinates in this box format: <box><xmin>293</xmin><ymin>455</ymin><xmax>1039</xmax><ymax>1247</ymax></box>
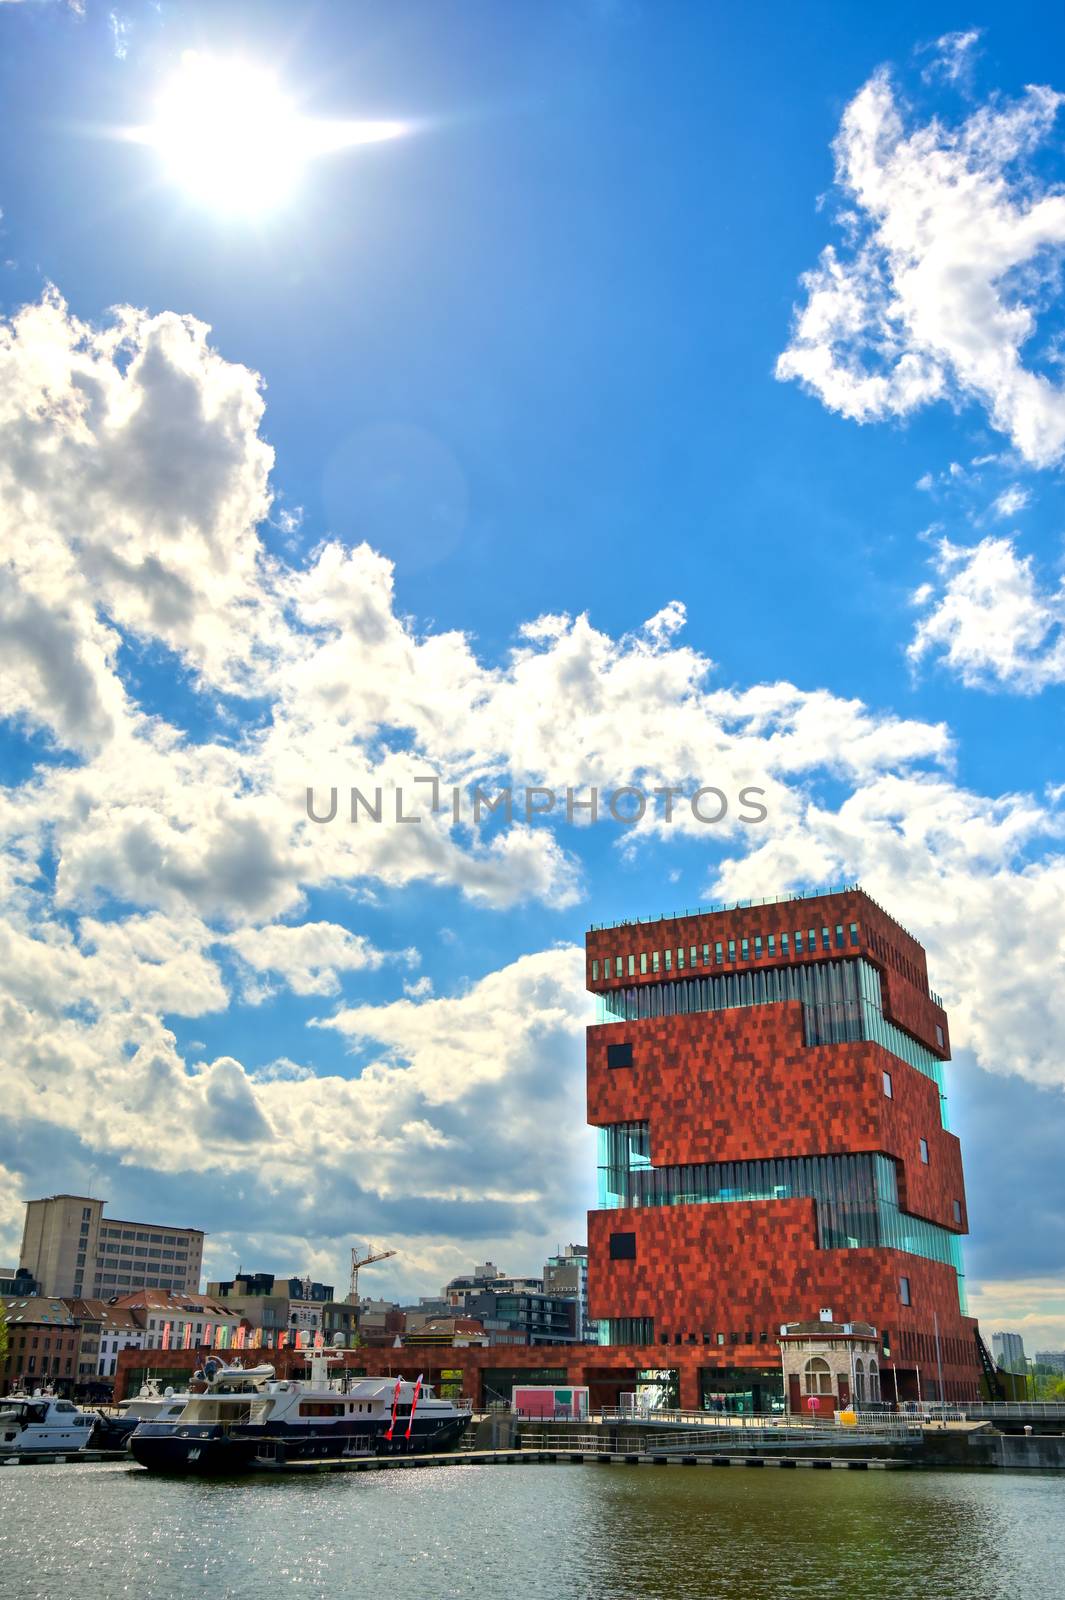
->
<box><xmin>584</xmin><ymin>888</ymin><xmax>981</xmax><ymax>1400</ymax></box>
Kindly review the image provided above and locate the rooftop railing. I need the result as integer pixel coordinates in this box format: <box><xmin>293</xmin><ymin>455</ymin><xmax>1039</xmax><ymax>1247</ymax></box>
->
<box><xmin>587</xmin><ymin>884</ymin><xmax>862</xmax><ymax>933</ymax></box>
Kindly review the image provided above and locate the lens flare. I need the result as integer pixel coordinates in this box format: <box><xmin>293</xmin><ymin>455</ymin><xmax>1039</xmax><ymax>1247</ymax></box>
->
<box><xmin>134</xmin><ymin>52</ymin><xmax>408</xmax><ymax>215</ymax></box>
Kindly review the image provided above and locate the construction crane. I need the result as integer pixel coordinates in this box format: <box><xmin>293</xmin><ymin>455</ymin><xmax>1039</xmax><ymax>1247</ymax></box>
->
<box><xmin>350</xmin><ymin>1243</ymin><xmax>396</xmax><ymax>1301</ymax></box>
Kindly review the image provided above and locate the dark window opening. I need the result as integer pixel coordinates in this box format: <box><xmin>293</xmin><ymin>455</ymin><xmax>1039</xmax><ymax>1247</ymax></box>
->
<box><xmin>609</xmin><ymin>1231</ymin><xmax>637</xmax><ymax>1260</ymax></box>
<box><xmin>607</xmin><ymin>1042</ymin><xmax>633</xmax><ymax>1069</ymax></box>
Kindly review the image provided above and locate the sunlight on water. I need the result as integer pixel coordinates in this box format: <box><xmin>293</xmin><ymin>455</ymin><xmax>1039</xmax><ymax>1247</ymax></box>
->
<box><xmin>1</xmin><ymin>1461</ymin><xmax>1063</xmax><ymax>1600</ymax></box>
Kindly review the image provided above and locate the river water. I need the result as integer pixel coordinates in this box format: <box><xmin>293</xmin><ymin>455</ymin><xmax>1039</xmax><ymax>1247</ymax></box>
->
<box><xmin>1</xmin><ymin>1459</ymin><xmax>1063</xmax><ymax>1599</ymax></box>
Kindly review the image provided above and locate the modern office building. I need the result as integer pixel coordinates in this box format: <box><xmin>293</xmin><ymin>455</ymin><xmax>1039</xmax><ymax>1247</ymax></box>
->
<box><xmin>444</xmin><ymin>1263</ymin><xmax>577</xmax><ymax>1344</ymax></box>
<box><xmin>544</xmin><ymin>1244</ymin><xmax>593</xmax><ymax>1341</ymax></box>
<box><xmin>1035</xmin><ymin>1351</ymin><xmax>1065</xmax><ymax>1376</ymax></box>
<box><xmin>992</xmin><ymin>1331</ymin><xmax>1026</xmax><ymax>1373</ymax></box>
<box><xmin>584</xmin><ymin>885</ymin><xmax>982</xmax><ymax>1407</ymax></box>
<box><xmin>18</xmin><ymin>1194</ymin><xmax>204</xmax><ymax>1300</ymax></box>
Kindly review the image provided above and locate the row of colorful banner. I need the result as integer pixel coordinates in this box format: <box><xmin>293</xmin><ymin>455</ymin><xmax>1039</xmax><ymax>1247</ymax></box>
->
<box><xmin>158</xmin><ymin>1322</ymin><xmax>328</xmax><ymax>1352</ymax></box>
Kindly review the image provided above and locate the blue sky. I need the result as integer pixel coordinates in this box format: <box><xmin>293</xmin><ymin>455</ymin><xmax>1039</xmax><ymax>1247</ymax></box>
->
<box><xmin>1</xmin><ymin>0</ymin><xmax>1064</xmax><ymax>1346</ymax></box>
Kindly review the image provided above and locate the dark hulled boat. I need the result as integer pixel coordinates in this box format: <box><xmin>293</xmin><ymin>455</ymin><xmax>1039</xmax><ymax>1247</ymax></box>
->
<box><xmin>129</xmin><ymin>1354</ymin><xmax>472</xmax><ymax>1474</ymax></box>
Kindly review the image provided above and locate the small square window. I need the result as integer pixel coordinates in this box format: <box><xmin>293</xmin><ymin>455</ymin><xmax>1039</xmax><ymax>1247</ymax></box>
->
<box><xmin>953</xmin><ymin>1199</ymin><xmax>962</xmax><ymax>1224</ymax></box>
<box><xmin>899</xmin><ymin>1276</ymin><xmax>911</xmax><ymax>1306</ymax></box>
<box><xmin>883</xmin><ymin>1070</ymin><xmax>893</xmax><ymax>1099</ymax></box>
<box><xmin>607</xmin><ymin>1042</ymin><xmax>633</xmax><ymax>1069</ymax></box>
<box><xmin>935</xmin><ymin>1024</ymin><xmax>945</xmax><ymax>1049</ymax></box>
<box><xmin>609</xmin><ymin>1232</ymin><xmax>636</xmax><ymax>1260</ymax></box>
<box><xmin>919</xmin><ymin>1138</ymin><xmax>929</xmax><ymax>1164</ymax></box>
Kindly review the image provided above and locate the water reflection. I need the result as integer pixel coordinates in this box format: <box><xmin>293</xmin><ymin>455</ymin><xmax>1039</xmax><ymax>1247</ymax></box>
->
<box><xmin>0</xmin><ymin>1460</ymin><xmax>1062</xmax><ymax>1600</ymax></box>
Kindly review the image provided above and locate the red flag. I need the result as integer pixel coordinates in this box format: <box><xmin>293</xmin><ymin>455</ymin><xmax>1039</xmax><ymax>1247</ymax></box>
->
<box><xmin>236</xmin><ymin>1325</ymin><xmax>247</xmax><ymax>1350</ymax></box>
<box><xmin>384</xmin><ymin>1377</ymin><xmax>402</xmax><ymax>1442</ymax></box>
<box><xmin>404</xmin><ymin>1374</ymin><xmax>424</xmax><ymax>1441</ymax></box>
<box><xmin>182</xmin><ymin>1321</ymin><xmax>192</xmax><ymax>1350</ymax></box>
<box><xmin>294</xmin><ymin>1329</ymin><xmax>303</xmax><ymax>1350</ymax></box>
<box><xmin>161</xmin><ymin>1320</ymin><xmax>171</xmax><ymax>1350</ymax></box>
<box><xmin>313</xmin><ymin>1328</ymin><xmax>323</xmax><ymax>1351</ymax></box>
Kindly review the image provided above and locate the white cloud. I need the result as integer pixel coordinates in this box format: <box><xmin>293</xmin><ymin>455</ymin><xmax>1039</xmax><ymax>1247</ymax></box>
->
<box><xmin>966</xmin><ymin>1276</ymin><xmax>1065</xmax><ymax>1355</ymax></box>
<box><xmin>2</xmin><ymin>279</ymin><xmax>1064</xmax><ymax>1301</ymax></box>
<box><xmin>777</xmin><ymin>69</ymin><xmax>1065</xmax><ymax>466</ymax></box>
<box><xmin>920</xmin><ymin>28</ymin><xmax>982</xmax><ymax>87</ymax></box>
<box><xmin>909</xmin><ymin>535</ymin><xmax>1065</xmax><ymax>690</ymax></box>
<box><xmin>0</xmin><ymin>1161</ymin><xmax>27</xmax><ymax>1263</ymax></box>
<box><xmin>224</xmin><ymin>921</ymin><xmax>403</xmax><ymax>997</ymax></box>
<box><xmin>992</xmin><ymin>483</ymin><xmax>1031</xmax><ymax>518</ymax></box>
<box><xmin>708</xmin><ymin>770</ymin><xmax>1065</xmax><ymax>1089</ymax></box>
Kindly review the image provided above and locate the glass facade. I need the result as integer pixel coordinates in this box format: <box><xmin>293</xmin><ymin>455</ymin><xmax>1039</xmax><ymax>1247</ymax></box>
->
<box><xmin>701</xmin><ymin>1367</ymin><xmax>784</xmax><ymax>1414</ymax></box>
<box><xmin>596</xmin><ymin>1125</ymin><xmax>967</xmax><ymax>1310</ymax></box>
<box><xmin>597</xmin><ymin>1317</ymin><xmax>655</xmax><ymax>1346</ymax></box>
<box><xmin>595</xmin><ymin>957</ymin><xmax>950</xmax><ymax>1127</ymax></box>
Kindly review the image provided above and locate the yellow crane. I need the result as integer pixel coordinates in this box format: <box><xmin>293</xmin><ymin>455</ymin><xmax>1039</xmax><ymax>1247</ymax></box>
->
<box><xmin>349</xmin><ymin>1243</ymin><xmax>396</xmax><ymax>1301</ymax></box>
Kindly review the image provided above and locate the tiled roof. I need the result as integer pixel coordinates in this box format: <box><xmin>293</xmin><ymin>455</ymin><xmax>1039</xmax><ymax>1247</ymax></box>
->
<box><xmin>1</xmin><ymin>1297</ymin><xmax>77</xmax><ymax>1326</ymax></box>
<box><xmin>109</xmin><ymin>1288</ymin><xmax>233</xmax><ymax>1316</ymax></box>
<box><xmin>64</xmin><ymin>1298</ymin><xmax>142</xmax><ymax>1330</ymax></box>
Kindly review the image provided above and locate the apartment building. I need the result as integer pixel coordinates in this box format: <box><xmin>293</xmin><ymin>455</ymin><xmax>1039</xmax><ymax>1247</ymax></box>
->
<box><xmin>18</xmin><ymin>1194</ymin><xmax>204</xmax><ymax>1300</ymax></box>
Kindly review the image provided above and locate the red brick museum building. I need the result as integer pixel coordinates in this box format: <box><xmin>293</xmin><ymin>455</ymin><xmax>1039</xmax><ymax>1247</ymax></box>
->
<box><xmin>118</xmin><ymin>887</ymin><xmax>983</xmax><ymax>1411</ymax></box>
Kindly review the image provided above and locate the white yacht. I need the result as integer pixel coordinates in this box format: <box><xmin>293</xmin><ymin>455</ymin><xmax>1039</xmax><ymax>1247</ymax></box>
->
<box><xmin>0</xmin><ymin>1394</ymin><xmax>97</xmax><ymax>1455</ymax></box>
<box><xmin>94</xmin><ymin>1378</ymin><xmax>194</xmax><ymax>1449</ymax></box>
<box><xmin>130</xmin><ymin>1352</ymin><xmax>473</xmax><ymax>1474</ymax></box>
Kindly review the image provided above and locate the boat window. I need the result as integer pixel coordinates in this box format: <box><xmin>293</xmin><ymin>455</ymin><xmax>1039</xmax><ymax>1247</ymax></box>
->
<box><xmin>298</xmin><ymin>1401</ymin><xmax>345</xmax><ymax>1417</ymax></box>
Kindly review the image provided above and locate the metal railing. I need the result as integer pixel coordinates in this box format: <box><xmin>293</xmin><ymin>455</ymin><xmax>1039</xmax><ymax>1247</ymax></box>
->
<box><xmin>598</xmin><ymin>1408</ymin><xmax>919</xmax><ymax>1436</ymax></box>
<box><xmin>923</xmin><ymin>1401</ymin><xmax>1065</xmax><ymax>1421</ymax></box>
<box><xmin>588</xmin><ymin>886</ymin><xmax>861</xmax><ymax>932</ymax></box>
<box><xmin>517</xmin><ymin>1418</ymin><xmax>919</xmax><ymax>1456</ymax></box>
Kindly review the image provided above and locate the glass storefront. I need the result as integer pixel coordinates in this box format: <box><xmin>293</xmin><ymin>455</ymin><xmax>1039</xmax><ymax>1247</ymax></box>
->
<box><xmin>700</xmin><ymin>1367</ymin><xmax>784</xmax><ymax>1414</ymax></box>
<box><xmin>635</xmin><ymin>1368</ymin><xmax>679</xmax><ymax>1410</ymax></box>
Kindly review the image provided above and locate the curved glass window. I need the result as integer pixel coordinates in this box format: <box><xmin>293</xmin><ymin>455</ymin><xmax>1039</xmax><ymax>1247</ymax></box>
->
<box><xmin>595</xmin><ymin>957</ymin><xmax>949</xmax><ymax>1127</ymax></box>
<box><xmin>596</xmin><ymin>1125</ymin><xmax>967</xmax><ymax>1311</ymax></box>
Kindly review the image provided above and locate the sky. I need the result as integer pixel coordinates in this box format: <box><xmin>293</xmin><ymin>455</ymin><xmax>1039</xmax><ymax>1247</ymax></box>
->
<box><xmin>0</xmin><ymin>0</ymin><xmax>1064</xmax><ymax>1349</ymax></box>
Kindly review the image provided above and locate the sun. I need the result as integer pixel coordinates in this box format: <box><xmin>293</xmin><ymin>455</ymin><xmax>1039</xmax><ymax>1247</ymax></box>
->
<box><xmin>135</xmin><ymin>52</ymin><xmax>408</xmax><ymax>216</ymax></box>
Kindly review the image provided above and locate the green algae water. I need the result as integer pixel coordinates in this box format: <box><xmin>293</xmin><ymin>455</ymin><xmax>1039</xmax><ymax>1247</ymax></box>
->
<box><xmin>1</xmin><ymin>1460</ymin><xmax>1063</xmax><ymax>1600</ymax></box>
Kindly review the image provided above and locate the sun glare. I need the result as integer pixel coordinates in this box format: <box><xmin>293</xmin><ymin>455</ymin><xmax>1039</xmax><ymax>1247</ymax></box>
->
<box><xmin>136</xmin><ymin>52</ymin><xmax>408</xmax><ymax>215</ymax></box>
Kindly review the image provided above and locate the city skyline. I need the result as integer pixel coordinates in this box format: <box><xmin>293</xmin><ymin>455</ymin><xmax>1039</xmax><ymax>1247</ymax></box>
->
<box><xmin>1</xmin><ymin>2</ymin><xmax>1064</xmax><ymax>1352</ymax></box>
